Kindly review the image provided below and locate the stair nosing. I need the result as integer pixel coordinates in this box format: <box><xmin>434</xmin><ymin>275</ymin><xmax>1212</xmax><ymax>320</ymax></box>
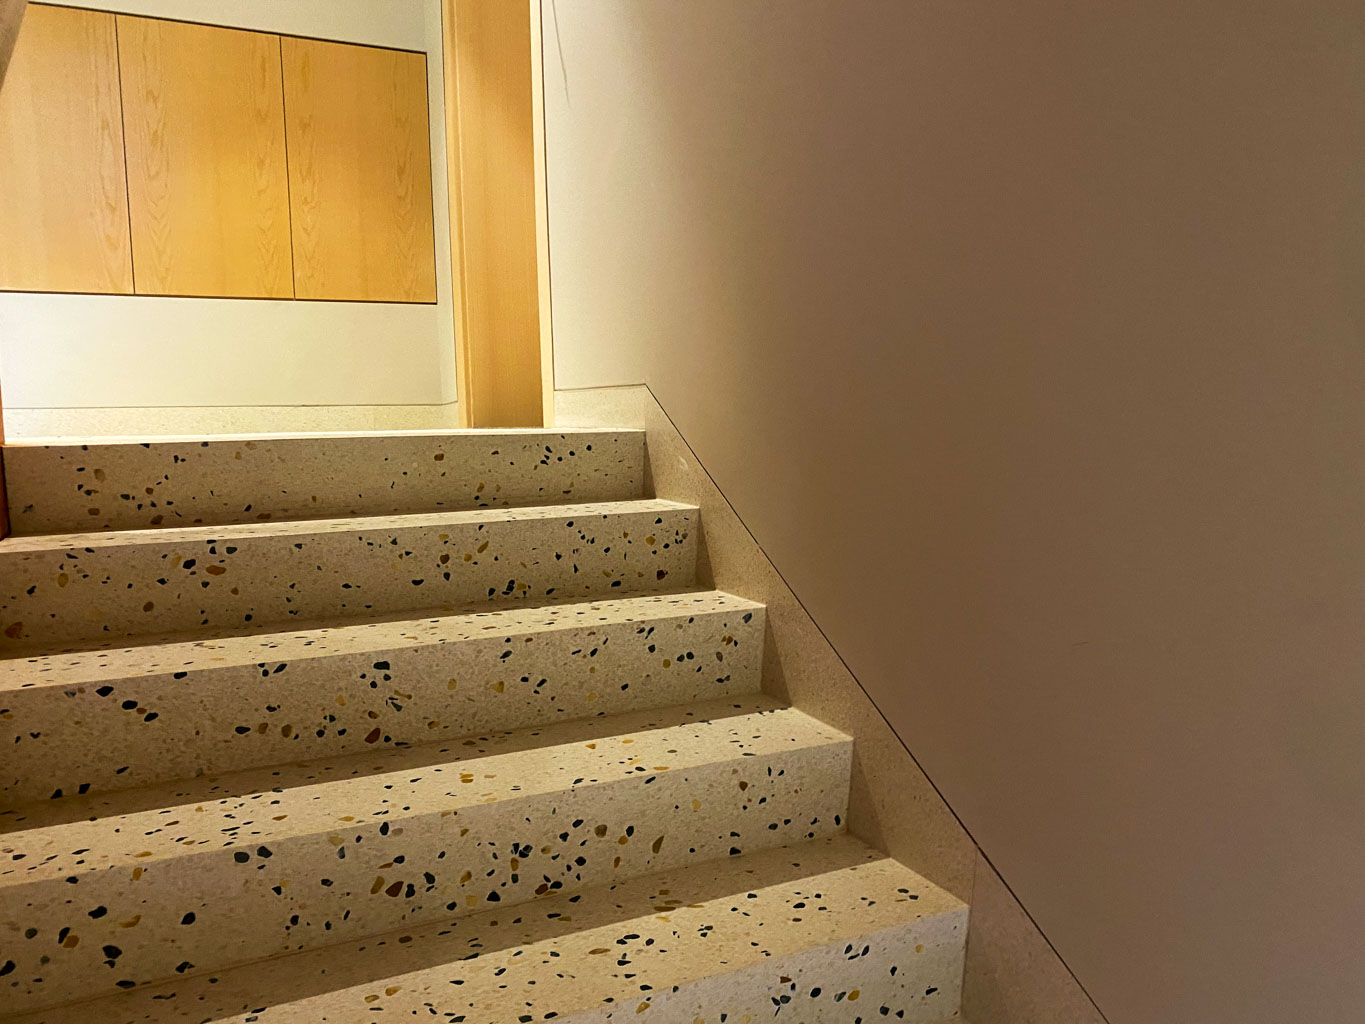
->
<box><xmin>0</xmin><ymin>498</ymin><xmax>697</xmax><ymax>553</ymax></box>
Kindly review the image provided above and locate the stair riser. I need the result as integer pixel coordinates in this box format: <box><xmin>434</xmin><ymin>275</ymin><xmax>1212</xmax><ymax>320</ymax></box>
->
<box><xmin>556</xmin><ymin>918</ymin><xmax>967</xmax><ymax>1024</ymax></box>
<box><xmin>0</xmin><ymin>741</ymin><xmax>851</xmax><ymax>1012</ymax></box>
<box><xmin>1</xmin><ymin>602</ymin><xmax>765</xmax><ymax>805</ymax></box>
<box><xmin>0</xmin><ymin>505</ymin><xmax>697</xmax><ymax>652</ymax></box>
<box><xmin>3</xmin><ymin>431</ymin><xmax>645</xmax><ymax>535</ymax></box>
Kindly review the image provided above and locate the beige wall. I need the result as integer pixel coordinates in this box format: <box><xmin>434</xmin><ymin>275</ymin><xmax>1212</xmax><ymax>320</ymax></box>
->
<box><xmin>0</xmin><ymin>0</ymin><xmax>457</xmax><ymax>413</ymax></box>
<box><xmin>543</xmin><ymin>3</ymin><xmax>1365</xmax><ymax>1022</ymax></box>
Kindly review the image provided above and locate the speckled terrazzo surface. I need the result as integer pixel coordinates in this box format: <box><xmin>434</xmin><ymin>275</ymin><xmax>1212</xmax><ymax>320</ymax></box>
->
<box><xmin>0</xmin><ymin>591</ymin><xmax>766</xmax><ymax>805</ymax></box>
<box><xmin>0</xmin><ymin>699</ymin><xmax>853</xmax><ymax>1012</ymax></box>
<box><xmin>3</xmin><ymin>430</ymin><xmax>645</xmax><ymax>534</ymax></box>
<box><xmin>7</xmin><ymin>836</ymin><xmax>967</xmax><ymax>1024</ymax></box>
<box><xmin>0</xmin><ymin>500</ymin><xmax>697</xmax><ymax>653</ymax></box>
<box><xmin>0</xmin><ymin>424</ymin><xmax>969</xmax><ymax>1021</ymax></box>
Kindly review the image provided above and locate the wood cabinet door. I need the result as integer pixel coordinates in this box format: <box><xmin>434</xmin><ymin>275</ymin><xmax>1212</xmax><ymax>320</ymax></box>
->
<box><xmin>0</xmin><ymin>4</ymin><xmax>133</xmax><ymax>294</ymax></box>
<box><xmin>118</xmin><ymin>15</ymin><xmax>292</xmax><ymax>298</ymax></box>
<box><xmin>282</xmin><ymin>37</ymin><xmax>436</xmax><ymax>303</ymax></box>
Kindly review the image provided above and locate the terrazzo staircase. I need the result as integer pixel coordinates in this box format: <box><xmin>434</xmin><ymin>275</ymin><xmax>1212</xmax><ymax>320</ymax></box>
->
<box><xmin>0</xmin><ymin>430</ymin><xmax>967</xmax><ymax>1023</ymax></box>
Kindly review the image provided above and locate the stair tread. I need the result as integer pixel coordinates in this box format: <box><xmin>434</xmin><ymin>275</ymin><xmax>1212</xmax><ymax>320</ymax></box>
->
<box><xmin>0</xmin><ymin>498</ymin><xmax>693</xmax><ymax>553</ymax></box>
<box><xmin>0</xmin><ymin>698</ymin><xmax>844</xmax><ymax>866</ymax></box>
<box><xmin>16</xmin><ymin>835</ymin><xmax>967</xmax><ymax>1024</ymax></box>
<box><xmin>0</xmin><ymin>499</ymin><xmax>699</xmax><ymax>655</ymax></box>
<box><xmin>0</xmin><ymin>591</ymin><xmax>766</xmax><ymax>808</ymax></box>
<box><xmin>0</xmin><ymin>582</ymin><xmax>713</xmax><ymax>660</ymax></box>
<box><xmin>4</xmin><ymin>429</ymin><xmax>646</xmax><ymax>535</ymax></box>
<box><xmin>5</xmin><ymin>427</ymin><xmax>639</xmax><ymax>446</ymax></box>
<box><xmin>0</xmin><ymin>590</ymin><xmax>763</xmax><ymax>694</ymax></box>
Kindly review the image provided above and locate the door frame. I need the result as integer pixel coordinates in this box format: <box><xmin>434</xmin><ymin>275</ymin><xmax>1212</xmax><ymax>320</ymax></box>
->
<box><xmin>441</xmin><ymin>0</ymin><xmax>553</xmax><ymax>429</ymax></box>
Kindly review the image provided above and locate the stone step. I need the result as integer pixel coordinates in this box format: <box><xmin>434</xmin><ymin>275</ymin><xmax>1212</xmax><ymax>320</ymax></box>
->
<box><xmin>0</xmin><ymin>499</ymin><xmax>698</xmax><ymax>654</ymax></box>
<box><xmin>0</xmin><ymin>699</ymin><xmax>851</xmax><ymax>1014</ymax></box>
<box><xmin>9</xmin><ymin>835</ymin><xmax>966</xmax><ymax>1024</ymax></box>
<box><xmin>2</xmin><ymin>428</ymin><xmax>645</xmax><ymax>535</ymax></box>
<box><xmin>0</xmin><ymin>591</ymin><xmax>765</xmax><ymax>806</ymax></box>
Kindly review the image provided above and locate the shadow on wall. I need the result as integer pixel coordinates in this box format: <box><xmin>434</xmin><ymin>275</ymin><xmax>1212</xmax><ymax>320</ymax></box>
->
<box><xmin>542</xmin><ymin>3</ymin><xmax>1365</xmax><ymax>1023</ymax></box>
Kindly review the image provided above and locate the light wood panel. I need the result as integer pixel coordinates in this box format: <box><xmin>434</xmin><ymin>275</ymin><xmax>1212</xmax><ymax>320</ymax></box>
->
<box><xmin>117</xmin><ymin>16</ymin><xmax>292</xmax><ymax>298</ymax></box>
<box><xmin>282</xmin><ymin>38</ymin><xmax>436</xmax><ymax>303</ymax></box>
<box><xmin>0</xmin><ymin>3</ymin><xmax>132</xmax><ymax>294</ymax></box>
<box><xmin>444</xmin><ymin>0</ymin><xmax>546</xmax><ymax>426</ymax></box>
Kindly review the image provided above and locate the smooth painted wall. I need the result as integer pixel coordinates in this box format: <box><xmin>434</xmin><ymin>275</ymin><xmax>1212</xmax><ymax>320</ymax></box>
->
<box><xmin>0</xmin><ymin>0</ymin><xmax>457</xmax><ymax>410</ymax></box>
<box><xmin>543</xmin><ymin>3</ymin><xmax>1365</xmax><ymax>1022</ymax></box>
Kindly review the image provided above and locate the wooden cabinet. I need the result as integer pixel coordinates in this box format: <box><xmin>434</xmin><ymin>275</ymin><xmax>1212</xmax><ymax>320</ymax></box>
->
<box><xmin>0</xmin><ymin>5</ymin><xmax>437</xmax><ymax>304</ymax></box>
<box><xmin>118</xmin><ymin>17</ymin><xmax>292</xmax><ymax>298</ymax></box>
<box><xmin>282</xmin><ymin>38</ymin><xmax>436</xmax><ymax>303</ymax></box>
<box><xmin>0</xmin><ymin>4</ymin><xmax>133</xmax><ymax>294</ymax></box>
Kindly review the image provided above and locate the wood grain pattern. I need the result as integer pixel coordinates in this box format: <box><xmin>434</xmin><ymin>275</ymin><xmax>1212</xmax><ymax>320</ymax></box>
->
<box><xmin>118</xmin><ymin>16</ymin><xmax>292</xmax><ymax>298</ymax></box>
<box><xmin>282</xmin><ymin>37</ymin><xmax>436</xmax><ymax>303</ymax></box>
<box><xmin>0</xmin><ymin>3</ymin><xmax>132</xmax><ymax>294</ymax></box>
<box><xmin>444</xmin><ymin>0</ymin><xmax>545</xmax><ymax>426</ymax></box>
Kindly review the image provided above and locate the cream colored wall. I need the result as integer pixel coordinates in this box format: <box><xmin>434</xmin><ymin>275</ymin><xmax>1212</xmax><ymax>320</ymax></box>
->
<box><xmin>543</xmin><ymin>3</ymin><xmax>1365</xmax><ymax>1023</ymax></box>
<box><xmin>0</xmin><ymin>0</ymin><xmax>457</xmax><ymax>414</ymax></box>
